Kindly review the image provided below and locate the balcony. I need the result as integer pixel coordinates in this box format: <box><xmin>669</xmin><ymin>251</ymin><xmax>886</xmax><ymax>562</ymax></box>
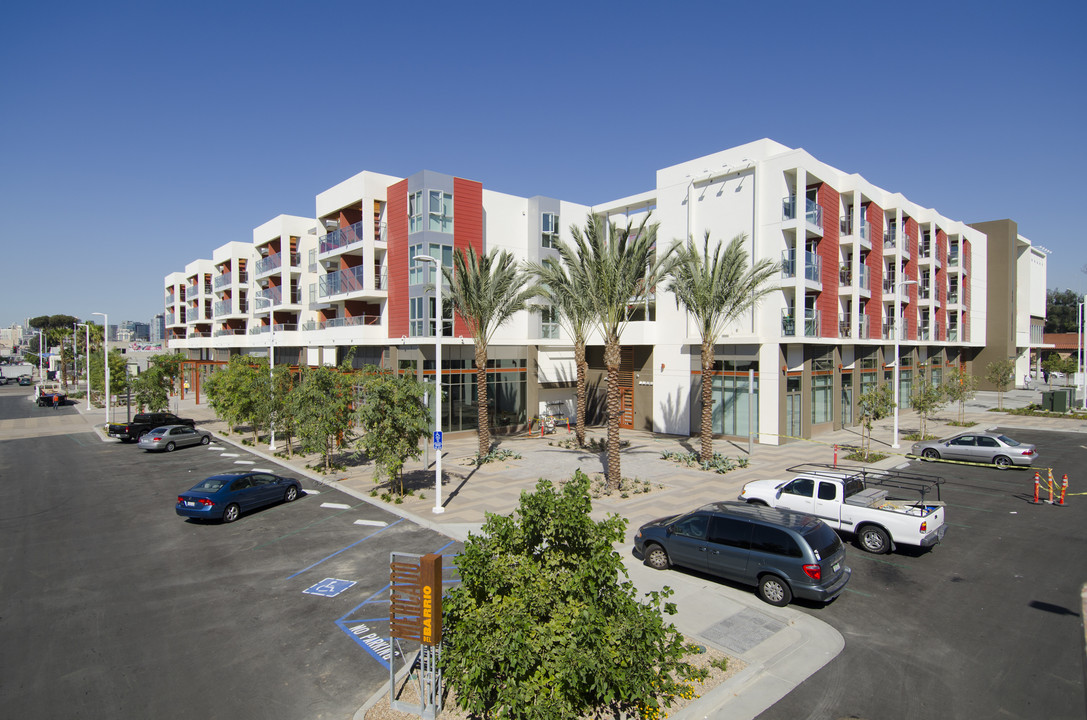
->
<box><xmin>839</xmin><ymin>314</ymin><xmax>852</xmax><ymax>338</ymax></box>
<box><xmin>858</xmin><ymin>315</ymin><xmax>872</xmax><ymax>339</ymax></box>
<box><xmin>302</xmin><ymin>315</ymin><xmax>383</xmax><ymax>332</ymax></box>
<box><xmin>166</xmin><ymin>292</ymin><xmax>175</xmax><ymax>306</ymax></box>
<box><xmin>255</xmin><ymin>252</ymin><xmax>282</xmax><ymax>276</ymax></box>
<box><xmin>948</xmin><ymin>290</ymin><xmax>960</xmax><ymax>305</ymax></box>
<box><xmin>782</xmin><ymin>195</ymin><xmax>823</xmax><ymax>226</ymax></box>
<box><xmin>781</xmin><ymin>249</ymin><xmax>821</xmax><ymax>284</ymax></box>
<box><xmin>947</xmin><ymin>248</ymin><xmax>960</xmax><ymax>267</ymax></box>
<box><xmin>213</xmin><ymin>299</ymin><xmax>232</xmax><ymax>316</ymax></box>
<box><xmin>213</xmin><ymin>272</ymin><xmax>232</xmax><ymax>290</ymax></box>
<box><xmin>165</xmin><ymin>312</ymin><xmax>176</xmax><ymax>326</ymax></box>
<box><xmin>319</xmin><ymin>220</ymin><xmax>368</xmax><ymax>255</ymax></box>
<box><xmin>319</xmin><ymin>265</ymin><xmax>387</xmax><ymax>299</ymax></box>
<box><xmin>781</xmin><ymin>308</ymin><xmax>820</xmax><ymax>338</ymax></box>
<box><xmin>919</xmin><ymin>285</ymin><xmax>931</xmax><ymax>301</ymax></box>
<box><xmin>948</xmin><ymin>327</ymin><xmax>959</xmax><ymax>342</ymax></box>
<box><xmin>882</xmin><ymin>321</ymin><xmax>896</xmax><ymax>340</ymax></box>
<box><xmin>213</xmin><ymin>329</ymin><xmax>247</xmax><ymax>337</ymax></box>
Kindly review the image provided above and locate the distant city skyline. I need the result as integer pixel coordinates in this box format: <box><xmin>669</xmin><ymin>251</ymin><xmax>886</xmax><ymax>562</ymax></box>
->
<box><xmin>2</xmin><ymin>1</ymin><xmax>1084</xmax><ymax>327</ymax></box>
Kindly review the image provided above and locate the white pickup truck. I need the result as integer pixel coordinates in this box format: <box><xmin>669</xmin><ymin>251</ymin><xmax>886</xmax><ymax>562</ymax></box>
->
<box><xmin>738</xmin><ymin>464</ymin><xmax>948</xmax><ymax>554</ymax></box>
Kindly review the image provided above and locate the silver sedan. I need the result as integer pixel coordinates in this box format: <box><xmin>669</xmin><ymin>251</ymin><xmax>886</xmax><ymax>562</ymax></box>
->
<box><xmin>910</xmin><ymin>431</ymin><xmax>1037</xmax><ymax>468</ymax></box>
<box><xmin>137</xmin><ymin>425</ymin><xmax>213</xmax><ymax>452</ymax></box>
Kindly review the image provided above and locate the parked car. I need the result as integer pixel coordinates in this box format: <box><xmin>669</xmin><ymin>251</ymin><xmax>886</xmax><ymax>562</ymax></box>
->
<box><xmin>137</xmin><ymin>425</ymin><xmax>212</xmax><ymax>452</ymax></box>
<box><xmin>910</xmin><ymin>431</ymin><xmax>1036</xmax><ymax>468</ymax></box>
<box><xmin>634</xmin><ymin>501</ymin><xmax>850</xmax><ymax>607</ymax></box>
<box><xmin>108</xmin><ymin>412</ymin><xmax>196</xmax><ymax>442</ymax></box>
<box><xmin>18</xmin><ymin>375</ymin><xmax>33</xmax><ymax>386</ymax></box>
<box><xmin>176</xmin><ymin>472</ymin><xmax>302</xmax><ymax>523</ymax></box>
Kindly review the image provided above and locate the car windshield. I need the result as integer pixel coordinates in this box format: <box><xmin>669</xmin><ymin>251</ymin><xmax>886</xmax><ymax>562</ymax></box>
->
<box><xmin>150</xmin><ymin>427</ymin><xmax>170</xmax><ymax>434</ymax></box>
<box><xmin>193</xmin><ymin>478</ymin><xmax>228</xmax><ymax>492</ymax></box>
<box><xmin>804</xmin><ymin>523</ymin><xmax>843</xmax><ymax>560</ymax></box>
<box><xmin>997</xmin><ymin>435</ymin><xmax>1020</xmax><ymax>446</ymax></box>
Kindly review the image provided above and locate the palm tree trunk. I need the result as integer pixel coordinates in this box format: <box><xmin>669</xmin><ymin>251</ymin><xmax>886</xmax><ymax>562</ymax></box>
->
<box><xmin>700</xmin><ymin>341</ymin><xmax>714</xmax><ymax>464</ymax></box>
<box><xmin>475</xmin><ymin>346</ymin><xmax>490</xmax><ymax>457</ymax></box>
<box><xmin>604</xmin><ymin>340</ymin><xmax>621</xmax><ymax>488</ymax></box>
<box><xmin>574</xmin><ymin>339</ymin><xmax>587</xmax><ymax>447</ymax></box>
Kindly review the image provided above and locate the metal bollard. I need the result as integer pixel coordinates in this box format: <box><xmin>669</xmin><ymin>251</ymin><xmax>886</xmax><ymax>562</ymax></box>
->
<box><xmin>1033</xmin><ymin>472</ymin><xmax>1041</xmax><ymax>504</ymax></box>
<box><xmin>833</xmin><ymin>444</ymin><xmax>838</xmax><ymax>467</ymax></box>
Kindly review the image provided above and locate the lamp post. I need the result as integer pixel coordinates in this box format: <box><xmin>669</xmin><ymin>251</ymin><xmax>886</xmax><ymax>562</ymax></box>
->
<box><xmin>92</xmin><ymin>312</ymin><xmax>109</xmax><ymax>425</ymax></box>
<box><xmin>413</xmin><ymin>254</ymin><xmax>444</xmax><ymax>514</ymax></box>
<box><xmin>37</xmin><ymin>329</ymin><xmax>43</xmax><ymax>380</ymax></box>
<box><xmin>77</xmin><ymin>323</ymin><xmax>90</xmax><ymax>410</ymax></box>
<box><xmin>891</xmin><ymin>279</ymin><xmax>918</xmax><ymax>449</ymax></box>
<box><xmin>255</xmin><ymin>294</ymin><xmax>276</xmax><ymax>451</ymax></box>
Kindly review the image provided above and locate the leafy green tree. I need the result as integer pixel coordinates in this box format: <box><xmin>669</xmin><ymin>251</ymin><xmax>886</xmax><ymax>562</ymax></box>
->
<box><xmin>89</xmin><ymin>349</ymin><xmax>128</xmax><ymax>403</ymax></box>
<box><xmin>131</xmin><ymin>364</ymin><xmax>171</xmax><ymax>412</ymax></box>
<box><xmin>204</xmin><ymin>356</ymin><xmax>269</xmax><ymax>441</ymax></box>
<box><xmin>270</xmin><ymin>364</ymin><xmax>297</xmax><ymax>457</ymax></box>
<box><xmin>526</xmin><ymin>250</ymin><xmax>595</xmax><ymax>447</ymax></box>
<box><xmin>666</xmin><ymin>232</ymin><xmax>778</xmax><ymax>463</ymax></box>
<box><xmin>443</xmin><ymin>247</ymin><xmax>537</xmax><ymax>458</ymax></box>
<box><xmin>909</xmin><ymin>376</ymin><xmax>946</xmax><ymax>437</ymax></box>
<box><xmin>355</xmin><ymin>366</ymin><xmax>430</xmax><ymax>493</ymax></box>
<box><xmin>985</xmin><ymin>359</ymin><xmax>1015</xmax><ymax>410</ymax></box>
<box><xmin>287</xmin><ymin>364</ymin><xmax>357</xmax><ymax>471</ymax></box>
<box><xmin>1044</xmin><ymin>289</ymin><xmax>1081</xmax><ymax>333</ymax></box>
<box><xmin>441</xmin><ymin>471</ymin><xmax>698</xmax><ymax>720</ymax></box>
<box><xmin>569</xmin><ymin>214</ymin><xmax>676</xmax><ymax>487</ymax></box>
<box><xmin>858</xmin><ymin>383</ymin><xmax>894</xmax><ymax>459</ymax></box>
<box><xmin>150</xmin><ymin>352</ymin><xmax>187</xmax><ymax>397</ymax></box>
<box><xmin>943</xmin><ymin>365</ymin><xmax>978</xmax><ymax>424</ymax></box>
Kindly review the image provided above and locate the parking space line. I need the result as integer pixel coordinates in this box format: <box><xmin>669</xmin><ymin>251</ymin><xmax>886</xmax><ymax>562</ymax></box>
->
<box><xmin>844</xmin><ymin>586</ymin><xmax>874</xmax><ymax>598</ymax></box>
<box><xmin>354</xmin><ymin>519</ymin><xmax>388</xmax><ymax>527</ymax></box>
<box><xmin>220</xmin><ymin>453</ymin><xmax>239</xmax><ymax>457</ymax></box>
<box><xmin>321</xmin><ymin>502</ymin><xmax>352</xmax><ymax>509</ymax></box>
<box><xmin>234</xmin><ymin>460</ymin><xmax>255</xmax><ymax>465</ymax></box>
<box><xmin>252</xmin><ymin>500</ymin><xmax>373</xmax><ymax>549</ymax></box>
<box><xmin>286</xmin><ymin>519</ymin><xmax>404</xmax><ymax>580</ymax></box>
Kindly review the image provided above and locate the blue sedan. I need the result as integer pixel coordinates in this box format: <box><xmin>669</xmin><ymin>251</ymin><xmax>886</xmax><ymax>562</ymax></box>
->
<box><xmin>176</xmin><ymin>471</ymin><xmax>302</xmax><ymax>523</ymax></box>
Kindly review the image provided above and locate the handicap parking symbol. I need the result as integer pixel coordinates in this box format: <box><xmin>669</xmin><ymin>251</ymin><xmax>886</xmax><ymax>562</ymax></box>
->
<box><xmin>303</xmin><ymin>578</ymin><xmax>357</xmax><ymax>597</ymax></box>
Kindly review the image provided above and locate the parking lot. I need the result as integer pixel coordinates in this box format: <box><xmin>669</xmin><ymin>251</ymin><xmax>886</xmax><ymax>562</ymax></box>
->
<box><xmin>757</xmin><ymin>427</ymin><xmax>1087</xmax><ymax>720</ymax></box>
<box><xmin>0</xmin><ymin>392</ymin><xmax>461</xmax><ymax>720</ymax></box>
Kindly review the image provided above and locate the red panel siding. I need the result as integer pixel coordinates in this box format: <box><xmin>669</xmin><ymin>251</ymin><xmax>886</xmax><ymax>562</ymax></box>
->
<box><xmin>387</xmin><ymin>179</ymin><xmax>410</xmax><ymax>338</ymax></box>
<box><xmin>904</xmin><ymin>217</ymin><xmax>918</xmax><ymax>340</ymax></box>
<box><xmin>452</xmin><ymin>177</ymin><xmax>484</xmax><ymax>339</ymax></box>
<box><xmin>866</xmin><ymin>203</ymin><xmax>884</xmax><ymax>339</ymax></box>
<box><xmin>816</xmin><ymin>183</ymin><xmax>839</xmax><ymax>337</ymax></box>
<box><xmin>935</xmin><ymin>230</ymin><xmax>947</xmax><ymax>340</ymax></box>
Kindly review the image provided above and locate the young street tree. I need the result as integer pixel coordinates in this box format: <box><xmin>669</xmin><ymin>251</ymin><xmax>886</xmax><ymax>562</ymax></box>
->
<box><xmin>570</xmin><ymin>214</ymin><xmax>676</xmax><ymax>486</ymax></box>
<box><xmin>666</xmin><ymin>231</ymin><xmax>778</xmax><ymax>463</ymax></box>
<box><xmin>443</xmin><ymin>247</ymin><xmax>537</xmax><ymax>458</ymax></box>
<box><xmin>526</xmin><ymin>249</ymin><xmax>595</xmax><ymax>447</ymax></box>
<box><xmin>909</xmin><ymin>376</ymin><xmax>946</xmax><ymax>438</ymax></box>
<box><xmin>441</xmin><ymin>471</ymin><xmax>699</xmax><ymax>720</ymax></box>
<box><xmin>355</xmin><ymin>366</ymin><xmax>430</xmax><ymax>494</ymax></box>
<box><xmin>857</xmin><ymin>383</ymin><xmax>894</xmax><ymax>460</ymax></box>
<box><xmin>287</xmin><ymin>364</ymin><xmax>357</xmax><ymax>471</ymax></box>
<box><xmin>944</xmin><ymin>365</ymin><xmax>978</xmax><ymax>424</ymax></box>
<box><xmin>204</xmin><ymin>356</ymin><xmax>269</xmax><ymax>441</ymax></box>
<box><xmin>131</xmin><ymin>364</ymin><xmax>170</xmax><ymax>412</ymax></box>
<box><xmin>985</xmin><ymin>359</ymin><xmax>1015</xmax><ymax>410</ymax></box>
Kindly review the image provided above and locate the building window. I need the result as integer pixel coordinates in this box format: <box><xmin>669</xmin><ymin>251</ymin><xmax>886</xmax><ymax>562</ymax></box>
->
<box><xmin>542</xmin><ymin>213</ymin><xmax>559</xmax><ymax>248</ymax></box>
<box><xmin>429</xmin><ymin>190</ymin><xmax>453</xmax><ymax>233</ymax></box>
<box><xmin>409</xmin><ymin>297</ymin><xmax>425</xmax><ymax>336</ymax></box>
<box><xmin>409</xmin><ymin>243</ymin><xmax>425</xmax><ymax>286</ymax></box>
<box><xmin>541</xmin><ymin>305</ymin><xmax>559</xmax><ymax>339</ymax></box>
<box><xmin>409</xmin><ymin>192</ymin><xmax>424</xmax><ymax>233</ymax></box>
<box><xmin>811</xmin><ymin>374</ymin><xmax>832</xmax><ymax>425</ymax></box>
<box><xmin>707</xmin><ymin>360</ymin><xmax>759</xmax><ymax>437</ymax></box>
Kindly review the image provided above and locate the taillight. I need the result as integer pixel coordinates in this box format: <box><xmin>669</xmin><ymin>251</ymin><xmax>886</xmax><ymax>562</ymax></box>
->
<box><xmin>920</xmin><ymin>521</ymin><xmax>927</xmax><ymax>533</ymax></box>
<box><xmin>1022</xmin><ymin>449</ymin><xmax>1035</xmax><ymax>456</ymax></box>
<box><xmin>177</xmin><ymin>496</ymin><xmax>184</xmax><ymax>503</ymax></box>
<box><xmin>803</xmin><ymin>564</ymin><xmax>821</xmax><ymax>580</ymax></box>
<box><xmin>198</xmin><ymin>498</ymin><xmax>215</xmax><ymax>507</ymax></box>
<box><xmin>151</xmin><ymin>436</ymin><xmax>162</xmax><ymax>442</ymax></box>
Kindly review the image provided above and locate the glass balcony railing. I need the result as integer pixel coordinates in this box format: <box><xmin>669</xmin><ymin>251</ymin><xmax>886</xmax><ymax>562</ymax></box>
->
<box><xmin>166</xmin><ymin>292</ymin><xmax>175</xmax><ymax>306</ymax></box>
<box><xmin>919</xmin><ymin>286</ymin><xmax>931</xmax><ymax>300</ymax></box>
<box><xmin>165</xmin><ymin>313</ymin><xmax>175</xmax><ymax>326</ymax></box>
<box><xmin>319</xmin><ymin>220</ymin><xmax>367</xmax><ymax>254</ymax></box>
<box><xmin>782</xmin><ymin>308</ymin><xmax>820</xmax><ymax>337</ymax></box>
<box><xmin>213</xmin><ymin>300</ymin><xmax>232</xmax><ymax>316</ymax></box>
<box><xmin>948</xmin><ymin>327</ymin><xmax>959</xmax><ymax>342</ymax></box>
<box><xmin>255</xmin><ymin>252</ymin><xmax>282</xmax><ymax>275</ymax></box>
<box><xmin>782</xmin><ymin>196</ymin><xmax>823</xmax><ymax>228</ymax></box>
<box><xmin>948</xmin><ymin>249</ymin><xmax>960</xmax><ymax>266</ymax></box>
<box><xmin>213</xmin><ymin>273</ymin><xmax>232</xmax><ymax>290</ymax></box>
<box><xmin>858</xmin><ymin>315</ymin><xmax>872</xmax><ymax>339</ymax></box>
<box><xmin>858</xmin><ymin>222</ymin><xmax>869</xmax><ymax>242</ymax></box>
<box><xmin>839</xmin><ymin>314</ymin><xmax>852</xmax><ymax>338</ymax></box>
<box><xmin>948</xmin><ymin>291</ymin><xmax>960</xmax><ymax>304</ymax></box>
<box><xmin>883</xmin><ymin>321</ymin><xmax>896</xmax><ymax>340</ymax></box>
<box><xmin>319</xmin><ymin>266</ymin><xmax>385</xmax><ymax>297</ymax></box>
<box><xmin>302</xmin><ymin>315</ymin><xmax>382</xmax><ymax>332</ymax></box>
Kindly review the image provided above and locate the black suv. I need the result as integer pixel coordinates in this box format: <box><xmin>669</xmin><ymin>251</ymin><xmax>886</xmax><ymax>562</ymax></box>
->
<box><xmin>634</xmin><ymin>501</ymin><xmax>851</xmax><ymax>606</ymax></box>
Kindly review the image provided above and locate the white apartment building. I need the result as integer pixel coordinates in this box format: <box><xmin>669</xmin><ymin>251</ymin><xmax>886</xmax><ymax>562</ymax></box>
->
<box><xmin>166</xmin><ymin>139</ymin><xmax>1040</xmax><ymax>444</ymax></box>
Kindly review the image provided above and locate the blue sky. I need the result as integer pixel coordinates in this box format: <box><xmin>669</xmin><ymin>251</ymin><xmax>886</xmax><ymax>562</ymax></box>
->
<box><xmin>2</xmin><ymin>0</ymin><xmax>1085</xmax><ymax>329</ymax></box>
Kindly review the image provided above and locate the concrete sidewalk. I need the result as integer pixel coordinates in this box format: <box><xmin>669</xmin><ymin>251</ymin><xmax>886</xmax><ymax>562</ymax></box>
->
<box><xmin>70</xmin><ymin>384</ymin><xmax>1085</xmax><ymax>719</ymax></box>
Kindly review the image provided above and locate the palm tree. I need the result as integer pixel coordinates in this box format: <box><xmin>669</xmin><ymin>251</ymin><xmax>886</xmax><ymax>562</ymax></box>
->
<box><xmin>570</xmin><ymin>214</ymin><xmax>676</xmax><ymax>486</ymax></box>
<box><xmin>667</xmin><ymin>232</ymin><xmax>779</xmax><ymax>463</ymax></box>
<box><xmin>526</xmin><ymin>252</ymin><xmax>594</xmax><ymax>447</ymax></box>
<box><xmin>443</xmin><ymin>247</ymin><xmax>537</xmax><ymax>457</ymax></box>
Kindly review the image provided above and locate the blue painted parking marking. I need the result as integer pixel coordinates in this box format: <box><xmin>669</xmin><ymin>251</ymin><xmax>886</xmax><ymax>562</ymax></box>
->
<box><xmin>303</xmin><ymin>578</ymin><xmax>357</xmax><ymax>597</ymax></box>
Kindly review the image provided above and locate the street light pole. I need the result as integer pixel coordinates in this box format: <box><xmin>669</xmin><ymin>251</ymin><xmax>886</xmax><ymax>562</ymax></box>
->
<box><xmin>413</xmin><ymin>254</ymin><xmax>444</xmax><ymax>514</ymax></box>
<box><xmin>891</xmin><ymin>279</ymin><xmax>918</xmax><ymax>449</ymax></box>
<box><xmin>92</xmin><ymin>312</ymin><xmax>109</xmax><ymax>426</ymax></box>
<box><xmin>37</xmin><ymin>329</ymin><xmax>43</xmax><ymax>380</ymax></box>
<box><xmin>77</xmin><ymin>323</ymin><xmax>90</xmax><ymax>410</ymax></box>
<box><xmin>255</xmin><ymin>294</ymin><xmax>275</xmax><ymax>451</ymax></box>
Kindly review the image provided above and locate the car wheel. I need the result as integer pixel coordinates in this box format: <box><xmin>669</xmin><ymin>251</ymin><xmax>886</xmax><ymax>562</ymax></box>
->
<box><xmin>746</xmin><ymin>499</ymin><xmax>769</xmax><ymax>506</ymax></box>
<box><xmin>994</xmin><ymin>455</ymin><xmax>1011</xmax><ymax>469</ymax></box>
<box><xmin>922</xmin><ymin>448</ymin><xmax>940</xmax><ymax>460</ymax></box>
<box><xmin>644</xmin><ymin>544</ymin><xmax>671</xmax><ymax>570</ymax></box>
<box><xmin>223</xmin><ymin>504</ymin><xmax>240</xmax><ymax>523</ymax></box>
<box><xmin>165</xmin><ymin>442</ymin><xmax>176</xmax><ymax>452</ymax></box>
<box><xmin>136</xmin><ymin>431</ymin><xmax>148</xmax><ymax>442</ymax></box>
<box><xmin>758</xmin><ymin>574</ymin><xmax>792</xmax><ymax>607</ymax></box>
<box><xmin>859</xmin><ymin>525</ymin><xmax>891</xmax><ymax>554</ymax></box>
<box><xmin>284</xmin><ymin>485</ymin><xmax>298</xmax><ymax>502</ymax></box>
<box><xmin>200</xmin><ymin>435</ymin><xmax>210</xmax><ymax>445</ymax></box>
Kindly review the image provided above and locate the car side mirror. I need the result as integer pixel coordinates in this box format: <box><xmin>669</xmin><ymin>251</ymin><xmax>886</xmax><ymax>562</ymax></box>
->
<box><xmin>665</xmin><ymin>525</ymin><xmax>674</xmax><ymax>536</ymax></box>
<box><xmin>775</xmin><ymin>489</ymin><xmax>783</xmax><ymax>499</ymax></box>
